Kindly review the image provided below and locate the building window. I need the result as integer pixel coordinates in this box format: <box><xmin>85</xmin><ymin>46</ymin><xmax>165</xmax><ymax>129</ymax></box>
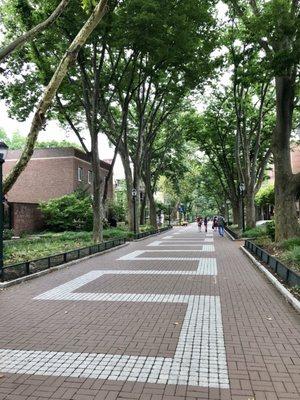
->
<box><xmin>88</xmin><ymin>170</ymin><xmax>93</xmax><ymax>184</ymax></box>
<box><xmin>78</xmin><ymin>167</ymin><xmax>83</xmax><ymax>182</ymax></box>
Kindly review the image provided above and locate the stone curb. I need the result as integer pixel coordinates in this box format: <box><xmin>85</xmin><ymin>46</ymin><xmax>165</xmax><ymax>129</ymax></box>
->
<box><xmin>0</xmin><ymin>242</ymin><xmax>129</xmax><ymax>290</ymax></box>
<box><xmin>224</xmin><ymin>229</ymin><xmax>236</xmax><ymax>241</ymax></box>
<box><xmin>241</xmin><ymin>246</ymin><xmax>300</xmax><ymax>313</ymax></box>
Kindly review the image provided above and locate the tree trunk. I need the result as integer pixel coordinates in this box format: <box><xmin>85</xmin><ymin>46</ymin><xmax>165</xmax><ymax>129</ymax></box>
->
<box><xmin>148</xmin><ymin>190</ymin><xmax>157</xmax><ymax>229</ymax></box>
<box><xmin>144</xmin><ymin>170</ymin><xmax>157</xmax><ymax>229</ymax></box>
<box><xmin>238</xmin><ymin>198</ymin><xmax>244</xmax><ymax>230</ymax></box>
<box><xmin>91</xmin><ymin>134</ymin><xmax>103</xmax><ymax>243</ymax></box>
<box><xmin>245</xmin><ymin>191</ymin><xmax>256</xmax><ymax>229</ymax></box>
<box><xmin>273</xmin><ymin>76</ymin><xmax>299</xmax><ymax>241</ymax></box>
<box><xmin>232</xmin><ymin>201</ymin><xmax>240</xmax><ymax>226</ymax></box>
<box><xmin>121</xmin><ymin>154</ymin><xmax>134</xmax><ymax>231</ymax></box>
<box><xmin>3</xmin><ymin>0</ymin><xmax>108</xmax><ymax>194</ymax></box>
<box><xmin>133</xmin><ymin>171</ymin><xmax>141</xmax><ymax>234</ymax></box>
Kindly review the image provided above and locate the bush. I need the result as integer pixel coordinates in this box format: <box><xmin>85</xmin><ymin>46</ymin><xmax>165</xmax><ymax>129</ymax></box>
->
<box><xmin>279</xmin><ymin>237</ymin><xmax>300</xmax><ymax>251</ymax></box>
<box><xmin>266</xmin><ymin>220</ymin><xmax>275</xmax><ymax>241</ymax></box>
<box><xmin>3</xmin><ymin>229</ymin><xmax>14</xmax><ymax>240</ymax></box>
<box><xmin>243</xmin><ymin>226</ymin><xmax>266</xmax><ymax>238</ymax></box>
<box><xmin>285</xmin><ymin>246</ymin><xmax>300</xmax><ymax>267</ymax></box>
<box><xmin>106</xmin><ymin>199</ymin><xmax>126</xmax><ymax>222</ymax></box>
<box><xmin>39</xmin><ymin>190</ymin><xmax>93</xmax><ymax>231</ymax></box>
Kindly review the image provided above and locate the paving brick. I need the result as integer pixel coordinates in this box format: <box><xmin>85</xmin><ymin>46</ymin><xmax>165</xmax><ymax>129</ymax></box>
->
<box><xmin>0</xmin><ymin>225</ymin><xmax>299</xmax><ymax>399</ymax></box>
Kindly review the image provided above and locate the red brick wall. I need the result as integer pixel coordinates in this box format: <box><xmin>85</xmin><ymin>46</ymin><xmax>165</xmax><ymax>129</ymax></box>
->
<box><xmin>4</xmin><ymin>158</ymin><xmax>75</xmax><ymax>203</ymax></box>
<box><xmin>10</xmin><ymin>203</ymin><xmax>45</xmax><ymax>235</ymax></box>
<box><xmin>4</xmin><ymin>148</ymin><xmax>113</xmax><ymax>203</ymax></box>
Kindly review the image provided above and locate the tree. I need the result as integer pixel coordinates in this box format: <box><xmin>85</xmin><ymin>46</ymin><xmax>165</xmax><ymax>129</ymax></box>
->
<box><xmin>0</xmin><ymin>129</ymin><xmax>80</xmax><ymax>149</ymax></box>
<box><xmin>182</xmin><ymin>107</ymin><xmax>243</xmax><ymax>226</ymax></box>
<box><xmin>224</xmin><ymin>0</ymin><xmax>300</xmax><ymax>239</ymax></box>
<box><xmin>226</xmin><ymin>35</ymin><xmax>274</xmax><ymax>227</ymax></box>
<box><xmin>102</xmin><ymin>0</ymin><xmax>217</xmax><ymax>232</ymax></box>
<box><xmin>142</xmin><ymin>113</ymin><xmax>188</xmax><ymax>227</ymax></box>
<box><xmin>0</xmin><ymin>0</ymin><xmax>69</xmax><ymax>62</ymax></box>
<box><xmin>0</xmin><ymin>0</ymin><xmax>109</xmax><ymax>242</ymax></box>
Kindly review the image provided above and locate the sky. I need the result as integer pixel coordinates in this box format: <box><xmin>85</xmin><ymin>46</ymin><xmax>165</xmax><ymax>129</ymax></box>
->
<box><xmin>0</xmin><ymin>1</ymin><xmax>229</xmax><ymax>181</ymax></box>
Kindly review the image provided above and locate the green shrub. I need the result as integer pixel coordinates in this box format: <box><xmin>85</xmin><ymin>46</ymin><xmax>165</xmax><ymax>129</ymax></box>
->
<box><xmin>285</xmin><ymin>246</ymin><xmax>300</xmax><ymax>267</ymax></box>
<box><xmin>243</xmin><ymin>226</ymin><xmax>266</xmax><ymax>238</ymax></box>
<box><xmin>3</xmin><ymin>229</ymin><xmax>14</xmax><ymax>240</ymax></box>
<box><xmin>106</xmin><ymin>199</ymin><xmax>126</xmax><ymax>222</ymax></box>
<box><xmin>39</xmin><ymin>190</ymin><xmax>93</xmax><ymax>231</ymax></box>
<box><xmin>279</xmin><ymin>237</ymin><xmax>300</xmax><ymax>251</ymax></box>
<box><xmin>266</xmin><ymin>220</ymin><xmax>275</xmax><ymax>241</ymax></box>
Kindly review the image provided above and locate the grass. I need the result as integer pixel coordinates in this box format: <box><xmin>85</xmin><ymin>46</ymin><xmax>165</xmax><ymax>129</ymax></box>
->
<box><xmin>4</xmin><ymin>227</ymin><xmax>131</xmax><ymax>266</ymax></box>
<box><xmin>3</xmin><ymin>224</ymin><xmax>167</xmax><ymax>266</ymax></box>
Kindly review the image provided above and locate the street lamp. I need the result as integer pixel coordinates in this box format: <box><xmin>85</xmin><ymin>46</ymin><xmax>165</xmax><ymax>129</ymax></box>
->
<box><xmin>132</xmin><ymin>188</ymin><xmax>137</xmax><ymax>236</ymax></box>
<box><xmin>0</xmin><ymin>141</ymin><xmax>9</xmax><ymax>281</ymax></box>
<box><xmin>239</xmin><ymin>182</ymin><xmax>246</xmax><ymax>232</ymax></box>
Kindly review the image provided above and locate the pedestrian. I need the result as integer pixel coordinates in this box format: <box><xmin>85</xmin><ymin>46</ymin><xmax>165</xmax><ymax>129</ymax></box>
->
<box><xmin>204</xmin><ymin>216</ymin><xmax>208</xmax><ymax>233</ymax></box>
<box><xmin>212</xmin><ymin>216</ymin><xmax>218</xmax><ymax>231</ymax></box>
<box><xmin>217</xmin><ymin>215</ymin><xmax>226</xmax><ymax>237</ymax></box>
<box><xmin>197</xmin><ymin>217</ymin><xmax>203</xmax><ymax>232</ymax></box>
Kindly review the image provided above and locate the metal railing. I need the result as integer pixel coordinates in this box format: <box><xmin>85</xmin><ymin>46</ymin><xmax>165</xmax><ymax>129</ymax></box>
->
<box><xmin>2</xmin><ymin>237</ymin><xmax>126</xmax><ymax>282</ymax></box>
<box><xmin>133</xmin><ymin>225</ymin><xmax>172</xmax><ymax>240</ymax></box>
<box><xmin>225</xmin><ymin>226</ymin><xmax>240</xmax><ymax>239</ymax></box>
<box><xmin>245</xmin><ymin>240</ymin><xmax>300</xmax><ymax>287</ymax></box>
<box><xmin>2</xmin><ymin>226</ymin><xmax>173</xmax><ymax>282</ymax></box>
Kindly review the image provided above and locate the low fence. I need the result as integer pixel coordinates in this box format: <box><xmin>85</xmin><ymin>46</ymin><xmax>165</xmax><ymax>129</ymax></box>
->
<box><xmin>2</xmin><ymin>237</ymin><xmax>126</xmax><ymax>282</ymax></box>
<box><xmin>2</xmin><ymin>226</ymin><xmax>173</xmax><ymax>282</ymax></box>
<box><xmin>134</xmin><ymin>225</ymin><xmax>172</xmax><ymax>240</ymax></box>
<box><xmin>244</xmin><ymin>240</ymin><xmax>300</xmax><ymax>287</ymax></box>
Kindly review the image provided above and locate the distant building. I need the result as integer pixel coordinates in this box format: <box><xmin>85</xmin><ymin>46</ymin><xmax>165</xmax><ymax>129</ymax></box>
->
<box><xmin>268</xmin><ymin>144</ymin><xmax>300</xmax><ymax>182</ymax></box>
<box><xmin>259</xmin><ymin>144</ymin><xmax>300</xmax><ymax>220</ymax></box>
<box><xmin>3</xmin><ymin>147</ymin><xmax>113</xmax><ymax>234</ymax></box>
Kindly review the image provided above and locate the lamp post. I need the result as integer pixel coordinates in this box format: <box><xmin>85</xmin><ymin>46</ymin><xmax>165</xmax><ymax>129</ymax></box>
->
<box><xmin>132</xmin><ymin>188</ymin><xmax>137</xmax><ymax>235</ymax></box>
<box><xmin>239</xmin><ymin>182</ymin><xmax>246</xmax><ymax>232</ymax></box>
<box><xmin>0</xmin><ymin>141</ymin><xmax>8</xmax><ymax>281</ymax></box>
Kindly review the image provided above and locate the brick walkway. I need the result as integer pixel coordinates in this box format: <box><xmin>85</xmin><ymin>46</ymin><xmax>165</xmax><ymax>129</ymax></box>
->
<box><xmin>0</xmin><ymin>225</ymin><xmax>299</xmax><ymax>400</ymax></box>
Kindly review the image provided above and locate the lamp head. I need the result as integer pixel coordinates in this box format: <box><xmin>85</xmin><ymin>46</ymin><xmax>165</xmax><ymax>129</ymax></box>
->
<box><xmin>0</xmin><ymin>141</ymin><xmax>9</xmax><ymax>161</ymax></box>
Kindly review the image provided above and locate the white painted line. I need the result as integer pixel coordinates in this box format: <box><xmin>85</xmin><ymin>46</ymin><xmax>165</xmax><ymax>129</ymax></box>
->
<box><xmin>148</xmin><ymin>241</ymin><xmax>163</xmax><ymax>246</ymax></box>
<box><xmin>0</xmin><ymin>296</ymin><xmax>229</xmax><ymax>387</ymax></box>
<box><xmin>148</xmin><ymin>243</ymin><xmax>213</xmax><ymax>247</ymax></box>
<box><xmin>13</xmin><ymin>269</ymin><xmax>228</xmax><ymax>388</ymax></box>
<box><xmin>197</xmin><ymin>258</ymin><xmax>217</xmax><ymax>275</ymax></box>
<box><xmin>119</xmin><ymin>247</ymin><xmax>215</xmax><ymax>260</ymax></box>
<box><xmin>35</xmin><ymin>264</ymin><xmax>218</xmax><ymax>303</ymax></box>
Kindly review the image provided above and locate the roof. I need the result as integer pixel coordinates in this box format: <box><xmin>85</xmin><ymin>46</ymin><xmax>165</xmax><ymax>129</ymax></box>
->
<box><xmin>6</xmin><ymin>147</ymin><xmax>111</xmax><ymax>170</ymax></box>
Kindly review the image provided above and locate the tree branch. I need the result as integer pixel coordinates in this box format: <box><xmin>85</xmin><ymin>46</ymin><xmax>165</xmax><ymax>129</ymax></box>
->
<box><xmin>0</xmin><ymin>0</ymin><xmax>70</xmax><ymax>62</ymax></box>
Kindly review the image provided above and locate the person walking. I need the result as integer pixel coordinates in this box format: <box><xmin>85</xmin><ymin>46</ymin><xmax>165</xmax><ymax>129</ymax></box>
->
<box><xmin>212</xmin><ymin>216</ymin><xmax>218</xmax><ymax>232</ymax></box>
<box><xmin>197</xmin><ymin>216</ymin><xmax>203</xmax><ymax>232</ymax></box>
<box><xmin>204</xmin><ymin>216</ymin><xmax>208</xmax><ymax>233</ymax></box>
<box><xmin>217</xmin><ymin>215</ymin><xmax>226</xmax><ymax>237</ymax></box>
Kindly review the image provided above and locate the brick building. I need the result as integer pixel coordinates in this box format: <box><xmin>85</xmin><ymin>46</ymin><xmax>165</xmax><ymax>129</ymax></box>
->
<box><xmin>3</xmin><ymin>148</ymin><xmax>113</xmax><ymax>234</ymax></box>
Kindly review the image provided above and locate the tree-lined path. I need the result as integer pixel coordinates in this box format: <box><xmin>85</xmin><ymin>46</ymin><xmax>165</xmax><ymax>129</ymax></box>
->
<box><xmin>0</xmin><ymin>227</ymin><xmax>299</xmax><ymax>399</ymax></box>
